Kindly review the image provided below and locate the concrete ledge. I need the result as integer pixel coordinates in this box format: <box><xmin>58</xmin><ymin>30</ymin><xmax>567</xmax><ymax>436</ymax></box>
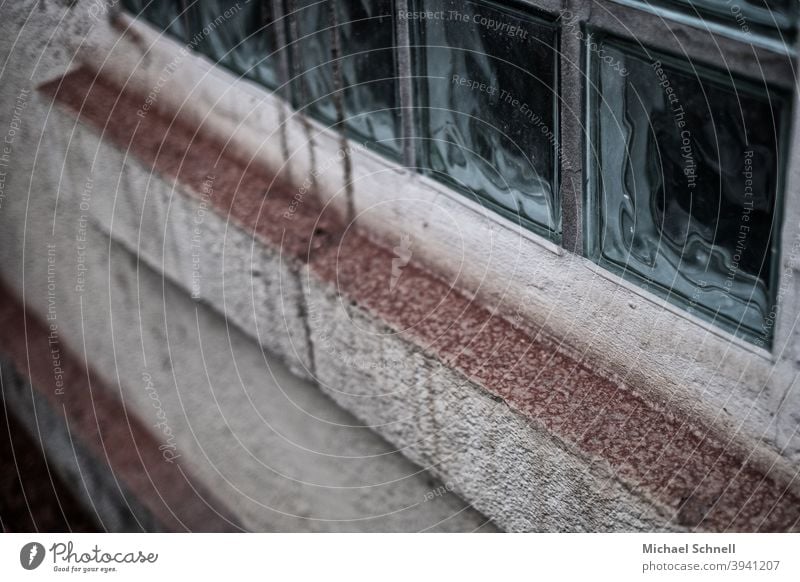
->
<box><xmin>35</xmin><ymin>66</ymin><xmax>800</xmax><ymax>531</ymax></box>
<box><xmin>307</xmin><ymin>232</ymin><xmax>800</xmax><ymax>531</ymax></box>
<box><xmin>0</xmin><ymin>91</ymin><xmax>492</xmax><ymax>529</ymax></box>
<box><xmin>0</xmin><ymin>242</ymin><xmax>493</xmax><ymax>531</ymax></box>
<box><xmin>303</xmin><ymin>276</ymin><xmax>673</xmax><ymax>531</ymax></box>
<box><xmin>83</xmin><ymin>8</ymin><xmax>800</xmax><ymax>465</ymax></box>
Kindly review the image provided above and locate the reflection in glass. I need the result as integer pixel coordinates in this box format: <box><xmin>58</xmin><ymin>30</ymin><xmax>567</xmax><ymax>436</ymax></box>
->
<box><xmin>293</xmin><ymin>0</ymin><xmax>401</xmax><ymax>157</ymax></box>
<box><xmin>122</xmin><ymin>0</ymin><xmax>190</xmax><ymax>43</ymax></box>
<box><xmin>415</xmin><ymin>0</ymin><xmax>559</xmax><ymax>235</ymax></box>
<box><xmin>589</xmin><ymin>38</ymin><xmax>787</xmax><ymax>345</ymax></box>
<box><xmin>195</xmin><ymin>0</ymin><xmax>281</xmax><ymax>89</ymax></box>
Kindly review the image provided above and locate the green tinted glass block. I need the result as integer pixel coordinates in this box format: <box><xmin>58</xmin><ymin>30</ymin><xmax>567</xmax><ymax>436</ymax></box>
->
<box><xmin>288</xmin><ymin>0</ymin><xmax>332</xmax><ymax>117</ymax></box>
<box><xmin>291</xmin><ymin>0</ymin><xmax>401</xmax><ymax>157</ymax></box>
<box><xmin>194</xmin><ymin>1</ymin><xmax>281</xmax><ymax>89</ymax></box>
<box><xmin>587</xmin><ymin>37</ymin><xmax>789</xmax><ymax>346</ymax></box>
<box><xmin>122</xmin><ymin>0</ymin><xmax>190</xmax><ymax>43</ymax></box>
<box><xmin>413</xmin><ymin>0</ymin><xmax>559</xmax><ymax>235</ymax></box>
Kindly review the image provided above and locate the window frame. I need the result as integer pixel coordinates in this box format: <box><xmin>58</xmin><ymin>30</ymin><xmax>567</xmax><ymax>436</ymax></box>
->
<box><xmin>120</xmin><ymin>0</ymin><xmax>798</xmax><ymax>357</ymax></box>
<box><xmin>607</xmin><ymin>0</ymin><xmax>799</xmax><ymax>54</ymax></box>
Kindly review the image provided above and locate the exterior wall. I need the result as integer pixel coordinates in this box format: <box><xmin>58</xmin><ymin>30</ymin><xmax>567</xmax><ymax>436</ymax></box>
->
<box><xmin>1</xmin><ymin>0</ymin><xmax>799</xmax><ymax>531</ymax></box>
<box><xmin>0</xmin><ymin>0</ymin><xmax>493</xmax><ymax>533</ymax></box>
<box><xmin>72</xmin><ymin>3</ymin><xmax>800</xmax><ymax>465</ymax></box>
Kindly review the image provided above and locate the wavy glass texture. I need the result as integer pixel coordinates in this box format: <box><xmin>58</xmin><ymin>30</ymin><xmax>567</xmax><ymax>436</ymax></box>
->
<box><xmin>415</xmin><ymin>0</ymin><xmax>558</xmax><ymax>234</ymax></box>
<box><xmin>290</xmin><ymin>0</ymin><xmax>334</xmax><ymax>119</ymax></box>
<box><xmin>122</xmin><ymin>0</ymin><xmax>189</xmax><ymax>43</ymax></box>
<box><xmin>195</xmin><ymin>0</ymin><xmax>280</xmax><ymax>89</ymax></box>
<box><xmin>591</xmin><ymin>40</ymin><xmax>786</xmax><ymax>345</ymax></box>
<box><xmin>292</xmin><ymin>0</ymin><xmax>401</xmax><ymax>157</ymax></box>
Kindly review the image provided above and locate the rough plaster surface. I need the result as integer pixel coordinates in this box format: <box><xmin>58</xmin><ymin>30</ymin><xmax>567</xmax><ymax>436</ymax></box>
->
<box><xmin>2</xmin><ymin>0</ymin><xmax>799</xmax><ymax>532</ymax></box>
<box><xmin>0</xmin><ymin>106</ymin><xmax>492</xmax><ymax>531</ymax></box>
<box><xmin>0</xmin><ymin>185</ymin><xmax>493</xmax><ymax>531</ymax></box>
<box><xmin>28</xmin><ymin>51</ymin><xmax>800</xmax><ymax>529</ymax></box>
<box><xmin>70</xmin><ymin>115</ymin><xmax>314</xmax><ymax>380</ymax></box>
<box><xmin>0</xmin><ymin>3</ymin><xmax>494</xmax><ymax>531</ymax></box>
<box><xmin>303</xmin><ymin>277</ymin><xmax>676</xmax><ymax>532</ymax></box>
<box><xmin>55</xmin><ymin>5</ymin><xmax>800</xmax><ymax>463</ymax></box>
<box><xmin>35</xmin><ymin>66</ymin><xmax>800</xmax><ymax>530</ymax></box>
<box><xmin>38</xmin><ymin>100</ymin><xmax>672</xmax><ymax>530</ymax></box>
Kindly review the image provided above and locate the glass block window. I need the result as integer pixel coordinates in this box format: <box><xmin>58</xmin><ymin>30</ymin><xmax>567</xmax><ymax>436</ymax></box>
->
<box><xmin>587</xmin><ymin>36</ymin><xmax>789</xmax><ymax>345</ymax></box>
<box><xmin>121</xmin><ymin>0</ymin><xmax>795</xmax><ymax>347</ymax></box>
<box><xmin>121</xmin><ymin>0</ymin><xmax>191</xmax><ymax>43</ymax></box>
<box><xmin>291</xmin><ymin>0</ymin><xmax>402</xmax><ymax>157</ymax></box>
<box><xmin>413</xmin><ymin>0</ymin><xmax>560</xmax><ymax>236</ymax></box>
<box><xmin>194</xmin><ymin>0</ymin><xmax>281</xmax><ymax>89</ymax></box>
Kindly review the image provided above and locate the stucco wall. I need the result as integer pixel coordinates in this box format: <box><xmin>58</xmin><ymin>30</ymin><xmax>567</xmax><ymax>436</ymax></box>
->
<box><xmin>1</xmin><ymin>0</ymin><xmax>798</xmax><ymax>532</ymax></box>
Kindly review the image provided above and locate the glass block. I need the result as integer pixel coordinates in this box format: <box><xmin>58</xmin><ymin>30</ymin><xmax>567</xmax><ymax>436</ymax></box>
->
<box><xmin>588</xmin><ymin>37</ymin><xmax>788</xmax><ymax>345</ymax></box>
<box><xmin>291</xmin><ymin>0</ymin><xmax>402</xmax><ymax>157</ymax></box>
<box><xmin>195</xmin><ymin>0</ymin><xmax>281</xmax><ymax>89</ymax></box>
<box><xmin>413</xmin><ymin>0</ymin><xmax>559</xmax><ymax>235</ymax></box>
<box><xmin>122</xmin><ymin>0</ymin><xmax>190</xmax><ymax>43</ymax></box>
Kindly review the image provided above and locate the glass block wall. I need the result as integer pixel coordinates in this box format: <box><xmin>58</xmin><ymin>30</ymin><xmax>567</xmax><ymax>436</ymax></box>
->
<box><xmin>121</xmin><ymin>0</ymin><xmax>794</xmax><ymax>347</ymax></box>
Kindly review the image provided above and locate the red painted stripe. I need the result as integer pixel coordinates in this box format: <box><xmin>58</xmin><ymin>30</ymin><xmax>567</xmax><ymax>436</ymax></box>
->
<box><xmin>310</xmin><ymin>234</ymin><xmax>800</xmax><ymax>531</ymax></box>
<box><xmin>0</xmin><ymin>283</ymin><xmax>241</xmax><ymax>532</ymax></box>
<box><xmin>40</xmin><ymin>68</ymin><xmax>338</xmax><ymax>262</ymax></box>
<box><xmin>40</xmin><ymin>68</ymin><xmax>800</xmax><ymax>531</ymax></box>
